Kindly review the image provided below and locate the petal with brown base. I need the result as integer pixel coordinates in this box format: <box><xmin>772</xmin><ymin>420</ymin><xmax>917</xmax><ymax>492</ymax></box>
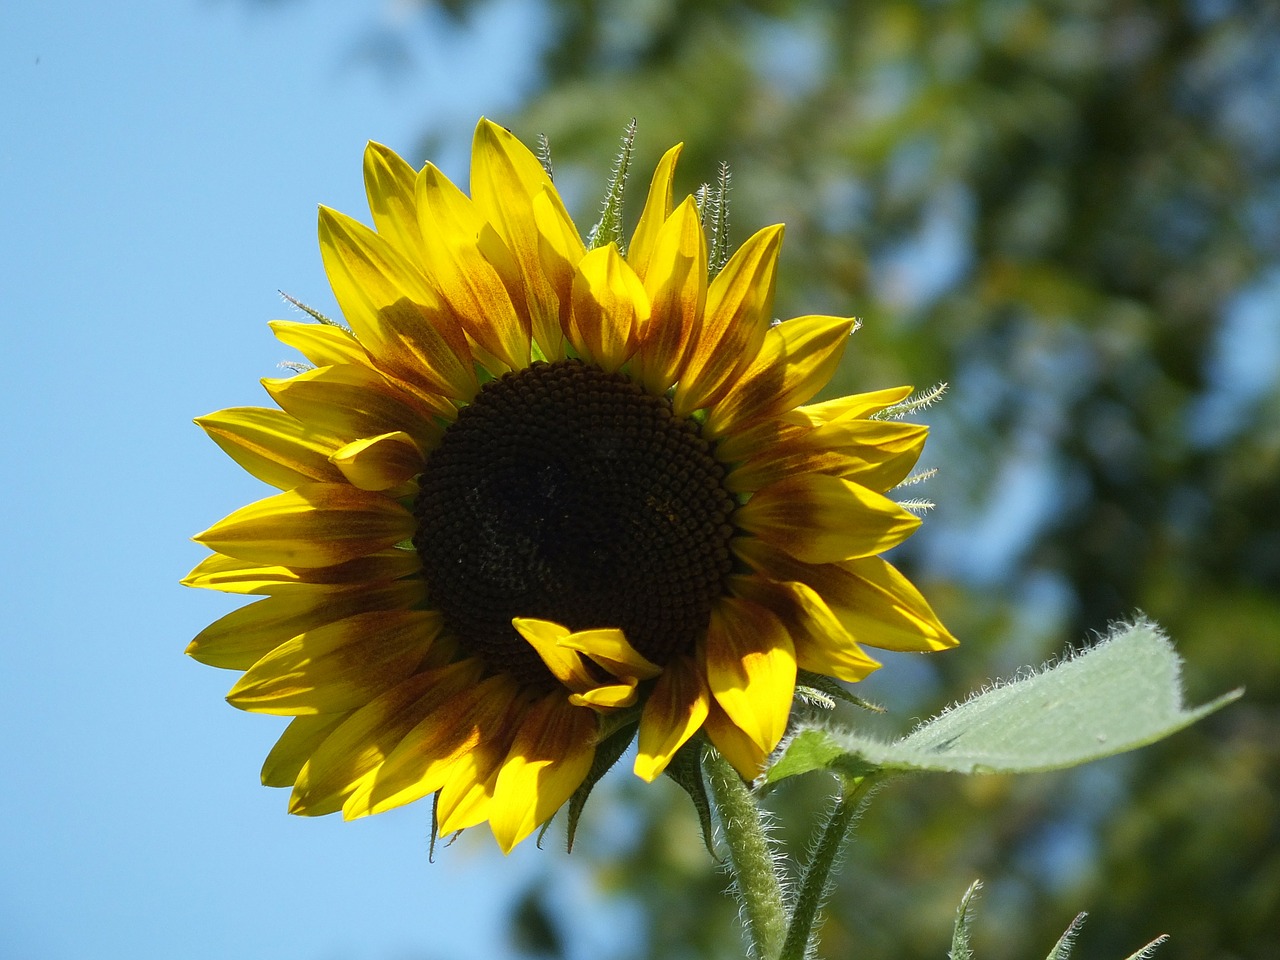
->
<box><xmin>735</xmin><ymin>473</ymin><xmax>921</xmax><ymax>565</ymax></box>
<box><xmin>674</xmin><ymin>224</ymin><xmax>782</xmax><ymax>417</ymax></box>
<box><xmin>195</xmin><ymin>407</ymin><xmax>345</xmax><ymax>490</ymax></box>
<box><xmin>181</xmin><ymin>549</ymin><xmax>420</xmax><ymax>595</ymax></box>
<box><xmin>735</xmin><ymin>539</ymin><xmax>958</xmax><ymax>653</ymax></box>
<box><xmin>290</xmin><ymin>661</ymin><xmax>484</xmax><ymax>816</ymax></box>
<box><xmin>489</xmin><ymin>695</ymin><xmax>598</xmax><ymax>853</ymax></box>
<box><xmin>704</xmin><ymin>314</ymin><xmax>856</xmax><ymax>439</ymax></box>
<box><xmin>226</xmin><ymin>608</ymin><xmax>443</xmax><ymax>715</ymax></box>
<box><xmin>633</xmin><ymin>196</ymin><xmax>707</xmax><ymax>394</ymax></box>
<box><xmin>318</xmin><ymin>206</ymin><xmax>477</xmax><ymax>402</ymax></box>
<box><xmin>569</xmin><ymin>243</ymin><xmax>647</xmax><ymax>372</ymax></box>
<box><xmin>192</xmin><ymin>483</ymin><xmax>415</xmax><ymax>568</ymax></box>
<box><xmin>703</xmin><ymin>596</ymin><xmax>796</xmax><ymax>754</ymax></box>
<box><xmin>263</xmin><ymin>363</ymin><xmax>446</xmax><ymax>447</ymax></box>
<box><xmin>635</xmin><ymin>655</ymin><xmax>710</xmax><ymax>782</ymax></box>
<box><xmin>186</xmin><ymin>579</ymin><xmax>426</xmax><ymax>670</ymax></box>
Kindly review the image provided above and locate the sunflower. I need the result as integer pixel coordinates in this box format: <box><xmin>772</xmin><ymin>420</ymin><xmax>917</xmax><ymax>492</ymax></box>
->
<box><xmin>185</xmin><ymin>118</ymin><xmax>956</xmax><ymax>853</ymax></box>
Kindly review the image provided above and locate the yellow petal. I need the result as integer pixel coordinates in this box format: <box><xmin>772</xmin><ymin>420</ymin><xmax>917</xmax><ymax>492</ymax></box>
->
<box><xmin>196</xmin><ymin>407</ymin><xmax>345</xmax><ymax>490</ymax></box>
<box><xmin>674</xmin><ymin>224</ymin><xmax>782</xmax><ymax>417</ymax></box>
<box><xmin>556</xmin><ymin>628</ymin><xmax>662</xmax><ymax>681</ymax></box>
<box><xmin>735</xmin><ymin>539</ymin><xmax>958</xmax><ymax>652</ymax></box>
<box><xmin>291</xmin><ymin>661</ymin><xmax>482</xmax><ymax>816</ymax></box>
<box><xmin>186</xmin><ymin>579</ymin><xmax>427</xmax><ymax>670</ymax></box>
<box><xmin>728</xmin><ymin>575</ymin><xmax>880</xmax><ymax>684</ymax></box>
<box><xmin>727</xmin><ymin>420</ymin><xmax>928</xmax><ymax>495</ymax></box>
<box><xmin>704</xmin><ymin>700</ymin><xmax>769</xmax><ymax>780</ymax></box>
<box><xmin>435</xmin><ymin>745</ymin><xmax>502</xmax><ymax>833</ymax></box>
<box><xmin>489</xmin><ymin>695</ymin><xmax>597</xmax><ymax>854</ymax></box>
<box><xmin>269</xmin><ymin>320</ymin><xmax>370</xmax><ymax>368</ymax></box>
<box><xmin>226</xmin><ymin>608</ymin><xmax>443</xmax><ymax>715</ymax></box>
<box><xmin>628</xmin><ymin>142</ymin><xmax>683</xmax><ymax>281</ymax></box>
<box><xmin>703</xmin><ymin>596</ymin><xmax>796</xmax><ymax>754</ymax></box>
<box><xmin>634</xmin><ymin>656</ymin><xmax>710</xmax><ymax>782</ymax></box>
<box><xmin>262</xmin><ymin>714</ymin><xmax>348</xmax><ymax>788</ymax></box>
<box><xmin>262</xmin><ymin>363</ymin><xmax>445</xmax><ymax>448</ymax></box>
<box><xmin>511</xmin><ymin>618</ymin><xmax>597</xmax><ymax>693</ymax></box>
<box><xmin>329</xmin><ymin>431</ymin><xmax>425</xmax><ymax>492</ymax></box>
<box><xmin>569</xmin><ymin>243</ymin><xmax>647</xmax><ymax>372</ymax></box>
<box><xmin>414</xmin><ymin>160</ymin><xmax>532</xmax><ymax>356</ymax></box>
<box><xmin>786</xmin><ymin>386</ymin><xmax>915</xmax><ymax>428</ymax></box>
<box><xmin>344</xmin><ymin>673</ymin><xmax>521</xmax><ymax>819</ymax></box>
<box><xmin>568</xmin><ymin>680</ymin><xmax>640</xmax><ymax>710</ymax></box>
<box><xmin>470</xmin><ymin>118</ymin><xmax>564</xmax><ymax>356</ymax></box>
<box><xmin>363</xmin><ymin>141</ymin><xmax>425</xmax><ymax>263</ymax></box>
<box><xmin>735</xmin><ymin>474</ymin><xmax>921</xmax><ymax>565</ymax></box>
<box><xmin>181</xmin><ymin>548</ymin><xmax>420</xmax><ymax>595</ymax></box>
<box><xmin>633</xmin><ymin>196</ymin><xmax>707</xmax><ymax>395</ymax></box>
<box><xmin>416</xmin><ymin>165</ymin><xmax>532</xmax><ymax>372</ymax></box>
<box><xmin>704</xmin><ymin>314</ymin><xmax>857</xmax><ymax>439</ymax></box>
<box><xmin>192</xmin><ymin>483</ymin><xmax>415</xmax><ymax>568</ymax></box>
<box><xmin>318</xmin><ymin>205</ymin><xmax>477</xmax><ymax>401</ymax></box>
<box><xmin>533</xmin><ymin>185</ymin><xmax>586</xmax><ymax>335</ymax></box>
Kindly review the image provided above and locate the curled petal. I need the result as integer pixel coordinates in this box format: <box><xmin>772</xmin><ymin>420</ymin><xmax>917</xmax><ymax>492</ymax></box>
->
<box><xmin>735</xmin><ymin>474</ymin><xmax>921</xmax><ymax>565</ymax></box>
<box><xmin>329</xmin><ymin>431</ymin><xmax>425</xmax><ymax>492</ymax></box>
<box><xmin>512</xmin><ymin>618</ymin><xmax>599</xmax><ymax>692</ymax></box>
<box><xmin>729</xmin><ymin>575</ymin><xmax>880</xmax><ymax>684</ymax></box>
<box><xmin>192</xmin><ymin>483</ymin><xmax>415</xmax><ymax>568</ymax></box>
<box><xmin>556</xmin><ymin>629</ymin><xmax>662</xmax><ymax>681</ymax></box>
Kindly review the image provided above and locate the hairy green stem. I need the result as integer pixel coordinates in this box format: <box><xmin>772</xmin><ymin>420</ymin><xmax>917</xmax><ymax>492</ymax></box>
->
<box><xmin>778</xmin><ymin>777</ymin><xmax>876</xmax><ymax>960</ymax></box>
<box><xmin>704</xmin><ymin>746</ymin><xmax>787</xmax><ymax>959</ymax></box>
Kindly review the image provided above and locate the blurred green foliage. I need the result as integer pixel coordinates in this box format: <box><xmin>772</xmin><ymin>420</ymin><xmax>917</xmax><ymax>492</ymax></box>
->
<box><xmin>308</xmin><ymin>0</ymin><xmax>1280</xmax><ymax>955</ymax></box>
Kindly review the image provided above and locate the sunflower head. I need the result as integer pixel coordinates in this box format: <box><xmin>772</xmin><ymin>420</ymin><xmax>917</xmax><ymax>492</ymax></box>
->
<box><xmin>185</xmin><ymin>118</ymin><xmax>956</xmax><ymax>853</ymax></box>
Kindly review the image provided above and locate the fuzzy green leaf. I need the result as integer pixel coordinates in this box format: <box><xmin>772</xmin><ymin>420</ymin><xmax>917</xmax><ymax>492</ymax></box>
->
<box><xmin>766</xmin><ymin>618</ymin><xmax>1240</xmax><ymax>785</ymax></box>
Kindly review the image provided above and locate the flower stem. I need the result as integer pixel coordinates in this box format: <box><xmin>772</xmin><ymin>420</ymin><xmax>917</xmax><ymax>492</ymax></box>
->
<box><xmin>778</xmin><ymin>776</ymin><xmax>876</xmax><ymax>960</ymax></box>
<box><xmin>704</xmin><ymin>746</ymin><xmax>788</xmax><ymax>959</ymax></box>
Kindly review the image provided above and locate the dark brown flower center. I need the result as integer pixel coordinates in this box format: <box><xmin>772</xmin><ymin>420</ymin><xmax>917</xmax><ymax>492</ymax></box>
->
<box><xmin>413</xmin><ymin>359</ymin><xmax>737</xmax><ymax>687</ymax></box>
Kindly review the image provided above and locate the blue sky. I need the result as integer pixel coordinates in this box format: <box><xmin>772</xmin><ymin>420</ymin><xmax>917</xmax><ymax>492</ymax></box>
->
<box><xmin>0</xmin><ymin>2</ymin><xmax>592</xmax><ymax>957</ymax></box>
